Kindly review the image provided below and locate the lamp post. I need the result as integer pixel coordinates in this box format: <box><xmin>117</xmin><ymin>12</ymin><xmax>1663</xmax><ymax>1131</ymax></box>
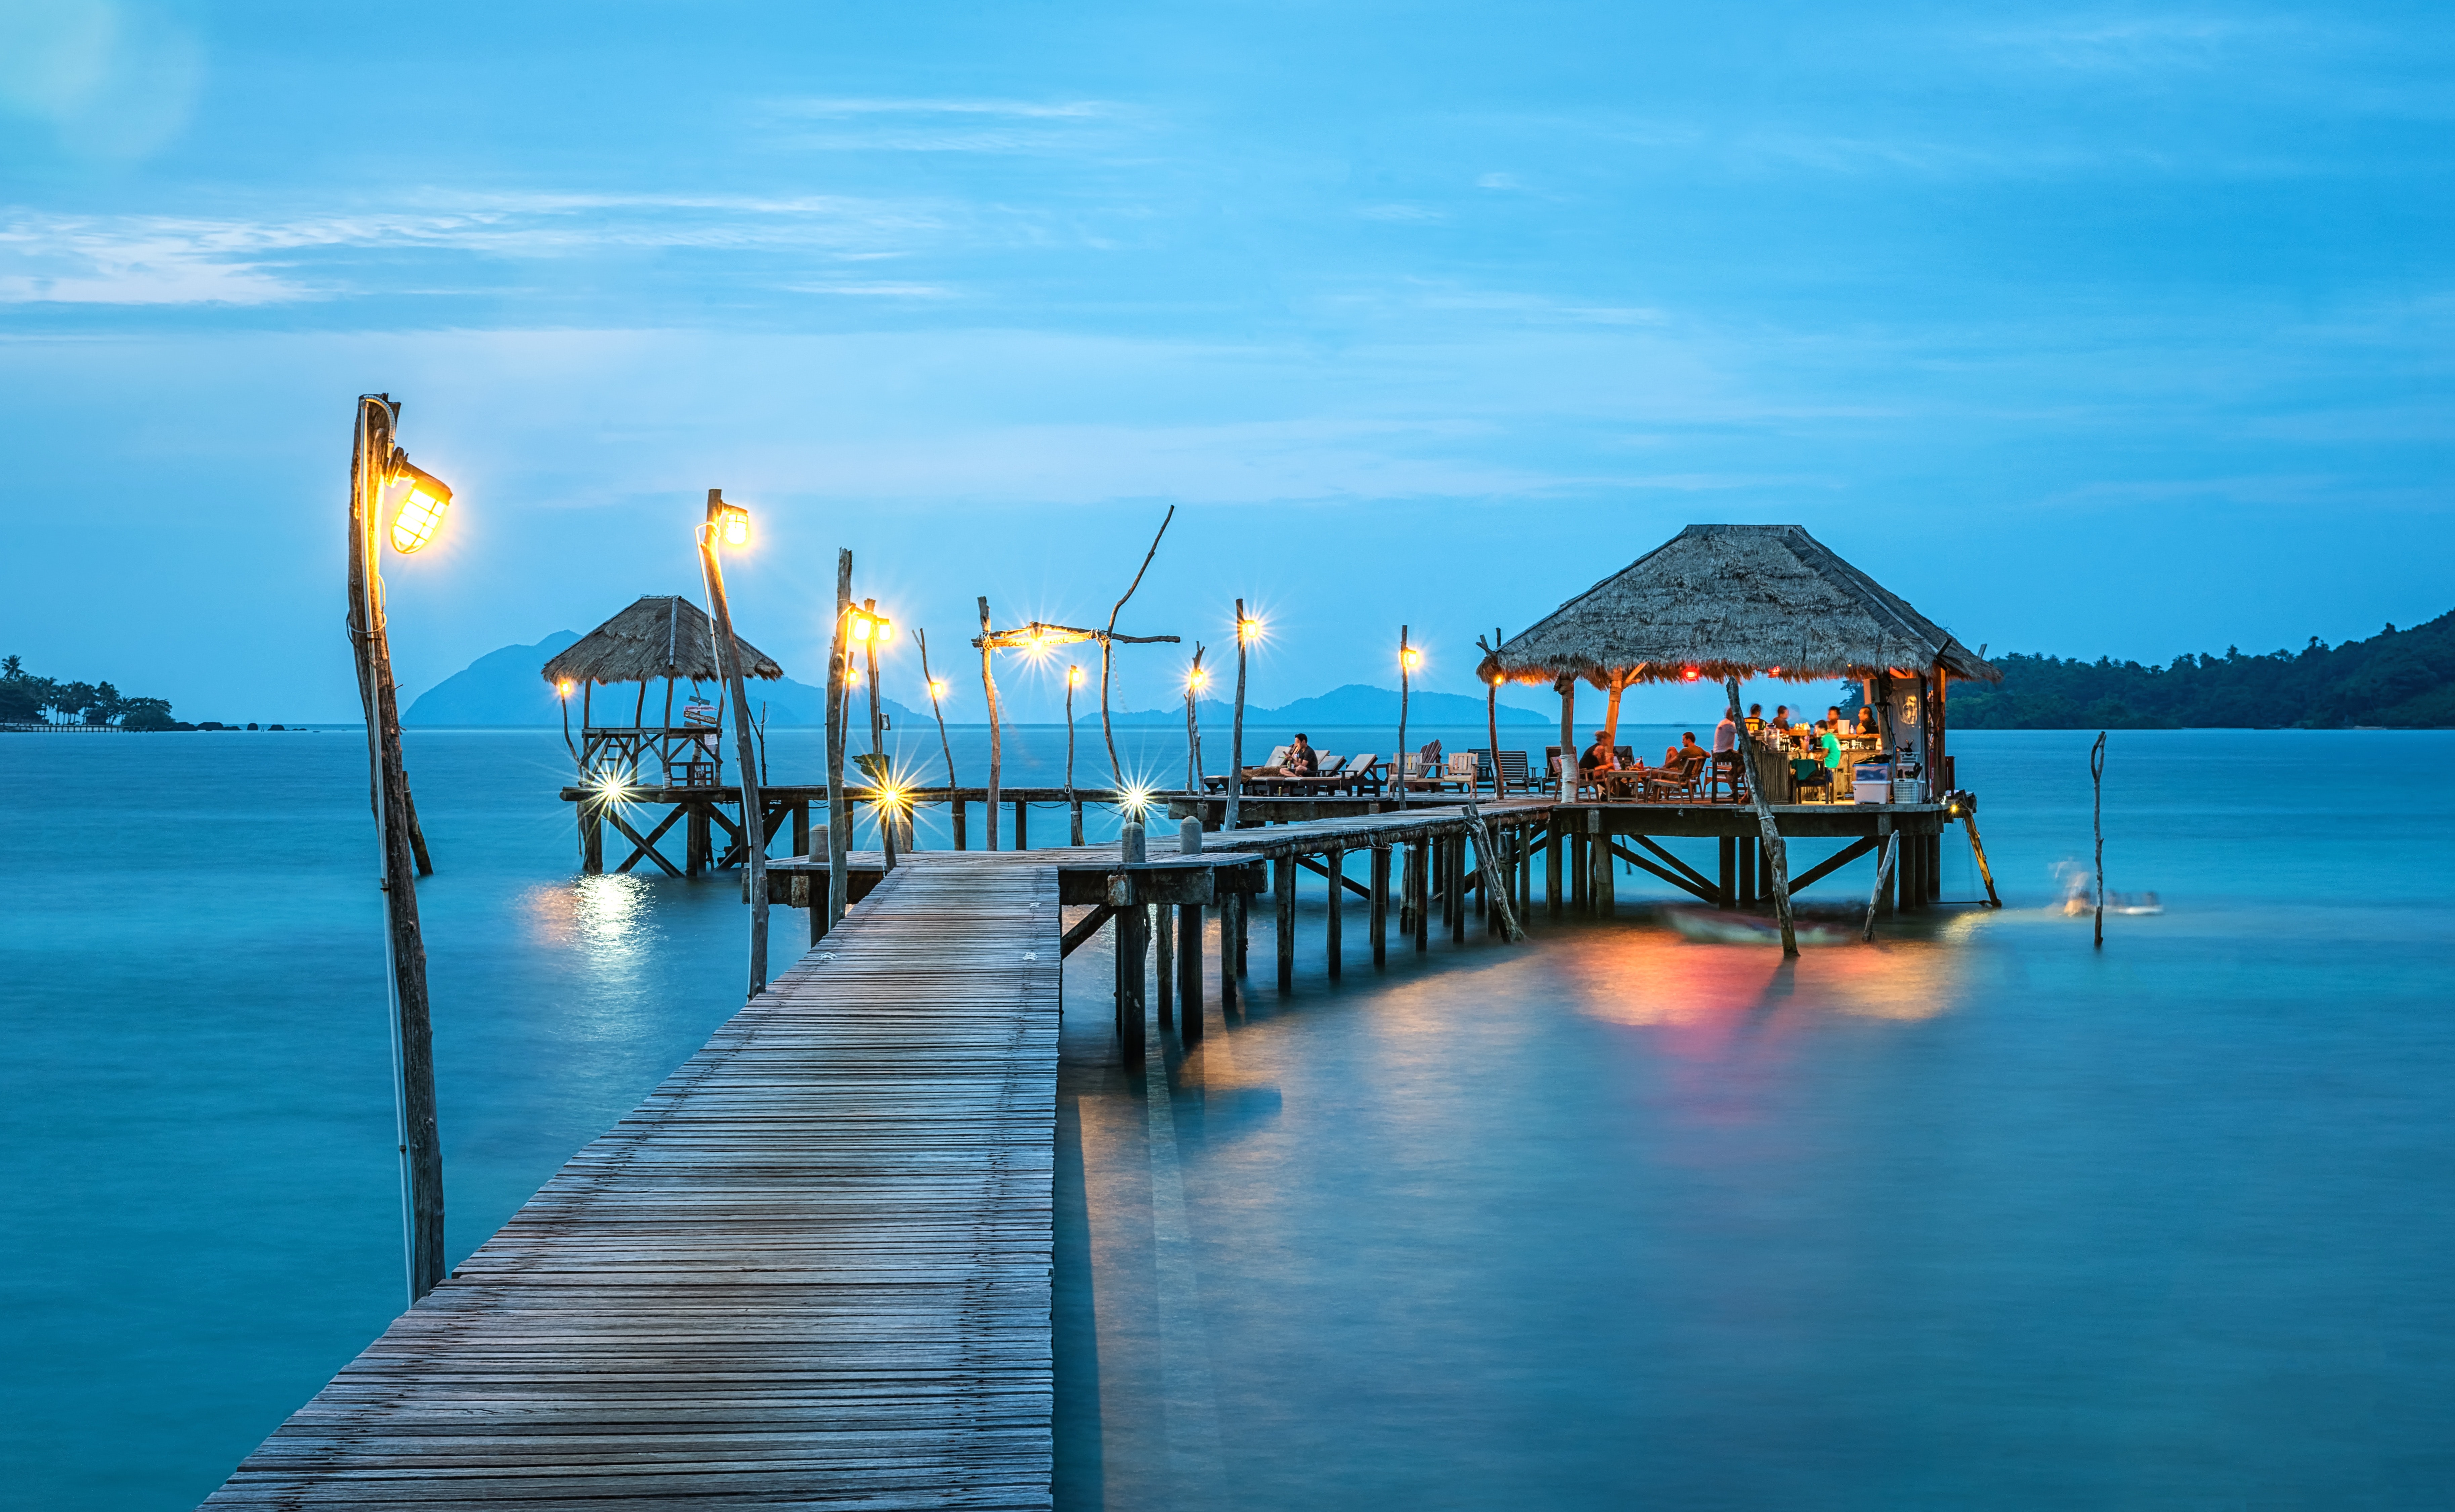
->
<box><xmin>917</xmin><ymin>631</ymin><xmax>957</xmax><ymax>792</ymax></box>
<box><xmin>852</xmin><ymin>601</ymin><xmax>897</xmax><ymax>869</ymax></box>
<box><xmin>1184</xmin><ymin>650</ymin><xmax>1207</xmax><ymax>794</ymax></box>
<box><xmin>824</xmin><ymin>550</ymin><xmax>851</xmax><ymax>934</ymax></box>
<box><xmin>1395</xmin><ymin>630</ymin><xmax>1419</xmax><ymax>809</ymax></box>
<box><xmin>1227</xmin><ymin>604</ymin><xmax>1258</xmax><ymax>830</ymax></box>
<box><xmin>1065</xmin><ymin>663</ymin><xmax>1084</xmax><ymax>845</ymax></box>
<box><xmin>695</xmin><ymin>489</ymin><xmax>769</xmax><ymax>996</ymax></box>
<box><xmin>346</xmin><ymin>393</ymin><xmax>453</xmax><ymax>1305</ymax></box>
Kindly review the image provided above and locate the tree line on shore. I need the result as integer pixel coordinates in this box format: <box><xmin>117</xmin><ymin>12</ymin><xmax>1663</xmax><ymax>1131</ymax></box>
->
<box><xmin>1</xmin><ymin>656</ymin><xmax>179</xmax><ymax>729</ymax></box>
<box><xmin>1950</xmin><ymin>609</ymin><xmax>2455</xmax><ymax>729</ymax></box>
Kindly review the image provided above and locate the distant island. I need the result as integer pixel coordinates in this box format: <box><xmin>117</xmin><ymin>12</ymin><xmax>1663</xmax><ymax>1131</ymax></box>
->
<box><xmin>1953</xmin><ymin>610</ymin><xmax>2455</xmax><ymax>729</ymax></box>
<box><xmin>403</xmin><ymin>632</ymin><xmax>926</xmax><ymax>728</ymax></box>
<box><xmin>406</xmin><ymin>639</ymin><xmax>1553</xmax><ymax>730</ymax></box>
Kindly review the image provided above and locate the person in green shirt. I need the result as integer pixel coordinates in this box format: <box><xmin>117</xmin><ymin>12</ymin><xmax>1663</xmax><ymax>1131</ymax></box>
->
<box><xmin>1818</xmin><ymin>719</ymin><xmax>1846</xmax><ymax>773</ymax></box>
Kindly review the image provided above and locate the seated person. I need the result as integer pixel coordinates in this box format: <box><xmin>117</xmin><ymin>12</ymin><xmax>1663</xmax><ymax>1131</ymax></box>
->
<box><xmin>1244</xmin><ymin>734</ymin><xmax>1322</xmax><ymax>779</ymax></box>
<box><xmin>1745</xmin><ymin>702</ymin><xmax>1765</xmax><ymax>736</ymax></box>
<box><xmin>1854</xmin><ymin>706</ymin><xmax>1879</xmax><ymax>737</ymax></box>
<box><xmin>1818</xmin><ymin>718</ymin><xmax>1847</xmax><ymax>774</ymax></box>
<box><xmin>1714</xmin><ymin>709</ymin><xmax>1739</xmax><ymax>753</ymax></box>
<box><xmin>1771</xmin><ymin>705</ymin><xmax>1792</xmax><ymax>732</ymax></box>
<box><xmin>1579</xmin><ymin>730</ymin><xmax>1616</xmax><ymax>772</ymax></box>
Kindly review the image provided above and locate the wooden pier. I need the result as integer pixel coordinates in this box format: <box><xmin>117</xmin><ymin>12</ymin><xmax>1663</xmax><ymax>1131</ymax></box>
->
<box><xmin>204</xmin><ymin>862</ymin><xmax>1063</xmax><ymax>1510</ymax></box>
<box><xmin>211</xmin><ymin>789</ymin><xmax>1985</xmax><ymax>1506</ymax></box>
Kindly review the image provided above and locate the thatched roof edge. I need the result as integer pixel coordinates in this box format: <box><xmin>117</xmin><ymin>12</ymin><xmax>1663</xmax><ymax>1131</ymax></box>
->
<box><xmin>540</xmin><ymin>594</ymin><xmax>786</xmax><ymax>686</ymax></box>
<box><xmin>1473</xmin><ymin>524</ymin><xmax>2001</xmax><ymax>687</ymax></box>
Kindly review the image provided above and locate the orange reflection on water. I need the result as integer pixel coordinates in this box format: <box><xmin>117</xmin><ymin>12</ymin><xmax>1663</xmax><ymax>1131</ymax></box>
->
<box><xmin>1567</xmin><ymin>919</ymin><xmax>1974</xmax><ymax>1035</ymax></box>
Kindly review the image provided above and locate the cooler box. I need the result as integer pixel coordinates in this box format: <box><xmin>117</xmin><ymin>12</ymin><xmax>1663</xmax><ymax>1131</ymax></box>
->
<box><xmin>1893</xmin><ymin>777</ymin><xmax>1926</xmax><ymax>804</ymax></box>
<box><xmin>1852</xmin><ymin>774</ymin><xmax>1892</xmax><ymax>805</ymax></box>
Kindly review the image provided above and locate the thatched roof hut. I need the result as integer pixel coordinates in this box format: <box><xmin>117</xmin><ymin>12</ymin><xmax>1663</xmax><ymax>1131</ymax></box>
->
<box><xmin>1477</xmin><ymin>525</ymin><xmax>1999</xmax><ymax>688</ymax></box>
<box><xmin>541</xmin><ymin>595</ymin><xmax>785</xmax><ymax>687</ymax></box>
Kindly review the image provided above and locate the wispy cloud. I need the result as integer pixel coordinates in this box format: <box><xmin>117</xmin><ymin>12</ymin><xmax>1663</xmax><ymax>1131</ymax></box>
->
<box><xmin>1357</xmin><ymin>203</ymin><xmax>1447</xmax><ymax>223</ymax></box>
<box><xmin>0</xmin><ymin>192</ymin><xmax>952</xmax><ymax>305</ymax></box>
<box><xmin>761</xmin><ymin>95</ymin><xmax>1134</xmax><ymax>153</ymax></box>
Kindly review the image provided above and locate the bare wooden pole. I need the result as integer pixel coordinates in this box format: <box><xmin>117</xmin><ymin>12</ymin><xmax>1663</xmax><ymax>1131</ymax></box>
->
<box><xmin>1464</xmin><ymin>802</ymin><xmax>1524</xmax><ymax>941</ymax></box>
<box><xmin>1482</xmin><ymin>627</ymin><xmax>1505</xmax><ymax>795</ymax></box>
<box><xmin>1100</xmin><ymin>505</ymin><xmax>1174</xmax><ymax>788</ymax></box>
<box><xmin>2091</xmin><ymin>730</ymin><xmax>2108</xmax><ymax>948</ymax></box>
<box><xmin>980</xmin><ymin>596</ymin><xmax>1002</xmax><ymax>850</ymax></box>
<box><xmin>916</xmin><ymin>628</ymin><xmax>957</xmax><ymax>789</ymax></box>
<box><xmin>1065</xmin><ymin>665</ymin><xmax>1078</xmax><ymax>827</ymax></box>
<box><xmin>1862</xmin><ymin>830</ymin><xmax>1899</xmax><ymax>941</ymax></box>
<box><xmin>1725</xmin><ymin>675</ymin><xmax>1798</xmax><ymax>957</ymax></box>
<box><xmin>347</xmin><ymin>393</ymin><xmax>444</xmax><ymax>1304</ymax></box>
<box><xmin>698</xmin><ymin>490</ymin><xmax>767</xmax><ymax>997</ymax></box>
<box><xmin>825</xmin><ymin>551</ymin><xmax>851</xmax><ymax>931</ymax></box>
<box><xmin>1961</xmin><ymin>806</ymin><xmax>2003</xmax><ymax>907</ymax></box>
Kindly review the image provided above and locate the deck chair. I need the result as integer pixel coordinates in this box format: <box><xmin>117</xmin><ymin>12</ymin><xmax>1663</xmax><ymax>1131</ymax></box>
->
<box><xmin>1445</xmin><ymin>751</ymin><xmax>1478</xmax><ymax>790</ymax></box>
<box><xmin>1704</xmin><ymin>750</ymin><xmax>1748</xmax><ymax>803</ymax></box>
<box><xmin>1495</xmin><ymin>750</ymin><xmax>1531</xmax><ymax>793</ymax></box>
<box><xmin>1541</xmin><ymin>746</ymin><xmax>1565</xmax><ymax>793</ymax></box>
<box><xmin>1340</xmin><ymin>755</ymin><xmax>1380</xmax><ymax>794</ymax></box>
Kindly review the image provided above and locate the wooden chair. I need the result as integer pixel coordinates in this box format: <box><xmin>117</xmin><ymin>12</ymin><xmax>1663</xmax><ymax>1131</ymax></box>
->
<box><xmin>1494</xmin><ymin>750</ymin><xmax>1531</xmax><ymax>793</ymax></box>
<box><xmin>1704</xmin><ymin>750</ymin><xmax>1748</xmax><ymax>803</ymax></box>
<box><xmin>1444</xmin><ymin>752</ymin><xmax>1478</xmax><ymax>791</ymax></box>
<box><xmin>1640</xmin><ymin>750</ymin><xmax>1709</xmax><ymax>801</ymax></box>
<box><xmin>1340</xmin><ymin>755</ymin><xmax>1381</xmax><ymax>794</ymax></box>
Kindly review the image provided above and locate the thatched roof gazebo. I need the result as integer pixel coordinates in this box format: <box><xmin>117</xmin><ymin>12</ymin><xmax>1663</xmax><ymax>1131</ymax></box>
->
<box><xmin>543</xmin><ymin>594</ymin><xmax>785</xmax><ymax>788</ymax></box>
<box><xmin>543</xmin><ymin>594</ymin><xmax>784</xmax><ymax>691</ymax></box>
<box><xmin>1479</xmin><ymin>524</ymin><xmax>1998</xmax><ymax>790</ymax></box>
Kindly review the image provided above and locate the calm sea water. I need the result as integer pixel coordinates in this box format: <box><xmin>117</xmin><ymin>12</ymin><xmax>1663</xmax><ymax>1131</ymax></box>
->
<box><xmin>3</xmin><ymin>726</ymin><xmax>2451</xmax><ymax>1509</ymax></box>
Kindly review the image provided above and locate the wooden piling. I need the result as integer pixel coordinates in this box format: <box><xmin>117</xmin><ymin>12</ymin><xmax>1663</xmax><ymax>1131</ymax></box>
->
<box><xmin>1450</xmin><ymin>837</ymin><xmax>1467</xmax><ymax>943</ymax></box>
<box><xmin>1115</xmin><ymin>903</ymin><xmax>1146</xmax><ymax>1059</ymax></box>
<box><xmin>1545</xmin><ymin>821</ymin><xmax>1562</xmax><ymax>916</ymax></box>
<box><xmin>1325</xmin><ymin>846</ymin><xmax>1344</xmax><ymax>978</ymax></box>
<box><xmin>1718</xmin><ymin>836</ymin><xmax>1736</xmax><ymax>910</ymax></box>
<box><xmin>1014</xmin><ymin>800</ymin><xmax>1028</xmax><ymax>852</ymax></box>
<box><xmin>1153</xmin><ymin>903</ymin><xmax>1174</xmax><ymax>1031</ymax></box>
<box><xmin>581</xmin><ymin>808</ymin><xmax>603</xmax><ymax>874</ymax></box>
<box><xmin>1219</xmin><ymin>895</ymin><xmax>1241</xmax><ymax>1015</ymax></box>
<box><xmin>1276</xmin><ymin>855</ymin><xmax>1297</xmax><ymax>993</ymax></box>
<box><xmin>1370</xmin><ymin>845</ymin><xmax>1390</xmax><ymax>966</ymax></box>
<box><xmin>1178</xmin><ymin>902</ymin><xmax>1203</xmax><ymax>1043</ymax></box>
<box><xmin>1413</xmin><ymin>843</ymin><xmax>1430</xmax><ymax>953</ymax></box>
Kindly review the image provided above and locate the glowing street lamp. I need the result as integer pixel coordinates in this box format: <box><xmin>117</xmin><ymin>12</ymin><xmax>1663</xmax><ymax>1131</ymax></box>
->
<box><xmin>346</xmin><ymin>393</ymin><xmax>457</xmax><ymax>1304</ymax></box>
<box><xmin>695</xmin><ymin>489</ymin><xmax>771</xmax><ymax>995</ymax></box>
<box><xmin>1184</xmin><ymin>648</ymin><xmax>1208</xmax><ymax>793</ymax></box>
<box><xmin>1227</xmin><ymin>599</ymin><xmax>1257</xmax><ymax>830</ymax></box>
<box><xmin>385</xmin><ymin>460</ymin><xmax>454</xmax><ymax>554</ymax></box>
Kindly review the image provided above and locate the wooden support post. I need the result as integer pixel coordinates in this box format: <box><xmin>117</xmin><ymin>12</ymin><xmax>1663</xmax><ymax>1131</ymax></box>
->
<box><xmin>1546</xmin><ymin>821</ymin><xmax>1562</xmax><ymax>916</ymax></box>
<box><xmin>1962</xmin><ymin>808</ymin><xmax>2003</xmax><ymax>906</ymax></box>
<box><xmin>1115</xmin><ymin>903</ymin><xmax>1146</xmax><ymax>1060</ymax></box>
<box><xmin>1738</xmin><ymin>834</ymin><xmax>1757</xmax><ymax>908</ymax></box>
<box><xmin>1154</xmin><ymin>903</ymin><xmax>1175</xmax><ymax>1032</ymax></box>
<box><xmin>1276</xmin><ymin>855</ymin><xmax>1297</xmax><ymax>993</ymax></box>
<box><xmin>1015</xmin><ymin>799</ymin><xmax>1028</xmax><ymax>852</ymax></box>
<box><xmin>1232</xmin><ymin>888</ymin><xmax>1249</xmax><ymax>976</ymax></box>
<box><xmin>1590</xmin><ymin>816</ymin><xmax>1615</xmax><ymax>918</ymax></box>
<box><xmin>1370</xmin><ymin>845</ymin><xmax>1390</xmax><ymax>966</ymax></box>
<box><xmin>686</xmin><ymin>807</ymin><xmax>708</xmax><ymax>877</ymax></box>
<box><xmin>1071</xmin><ymin>799</ymin><xmax>1085</xmax><ymax>848</ymax></box>
<box><xmin>952</xmin><ymin>800</ymin><xmax>967</xmax><ymax>850</ymax></box>
<box><xmin>1220</xmin><ymin>895</ymin><xmax>1241</xmax><ymax>1014</ymax></box>
<box><xmin>1450</xmin><ymin>835</ymin><xmax>1467</xmax><ymax>943</ymax></box>
<box><xmin>1398</xmin><ymin>844</ymin><xmax>1418</xmax><ymax>937</ymax></box>
<box><xmin>1863</xmin><ymin>832</ymin><xmax>1900</xmax><ymax>941</ymax></box>
<box><xmin>1178</xmin><ymin>902</ymin><xmax>1203</xmax><ymax>1043</ymax></box>
<box><xmin>1718</xmin><ymin>836</ymin><xmax>1736</xmax><ymax>910</ymax></box>
<box><xmin>1413</xmin><ymin>843</ymin><xmax>1430</xmax><ymax>953</ymax></box>
<box><xmin>1726</xmin><ymin>675</ymin><xmax>1798</xmax><ymax>956</ymax></box>
<box><xmin>1325</xmin><ymin>846</ymin><xmax>1344</xmax><ymax>978</ymax></box>
<box><xmin>581</xmin><ymin>807</ymin><xmax>603</xmax><ymax>874</ymax></box>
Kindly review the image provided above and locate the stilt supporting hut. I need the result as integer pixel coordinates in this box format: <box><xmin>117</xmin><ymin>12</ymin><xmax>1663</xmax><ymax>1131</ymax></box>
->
<box><xmin>1477</xmin><ymin>524</ymin><xmax>2004</xmax><ymax>933</ymax></box>
<box><xmin>544</xmin><ymin>594</ymin><xmax>787</xmax><ymax>877</ymax></box>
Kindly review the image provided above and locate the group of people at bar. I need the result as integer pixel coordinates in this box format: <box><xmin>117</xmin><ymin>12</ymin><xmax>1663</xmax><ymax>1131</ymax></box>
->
<box><xmin>1573</xmin><ymin>697</ymin><xmax>1884</xmax><ymax>792</ymax></box>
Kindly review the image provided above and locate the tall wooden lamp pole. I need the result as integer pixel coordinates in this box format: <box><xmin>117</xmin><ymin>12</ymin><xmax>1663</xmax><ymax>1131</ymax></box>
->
<box><xmin>1226</xmin><ymin>601</ymin><xmax>1251</xmax><ymax>830</ymax></box>
<box><xmin>346</xmin><ymin>393</ymin><xmax>448</xmax><ymax>1304</ymax></box>
<box><xmin>697</xmin><ymin>489</ymin><xmax>768</xmax><ymax>997</ymax></box>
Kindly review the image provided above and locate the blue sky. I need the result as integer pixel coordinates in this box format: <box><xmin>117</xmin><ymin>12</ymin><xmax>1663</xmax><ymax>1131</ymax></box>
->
<box><xmin>2</xmin><ymin>0</ymin><xmax>2448</xmax><ymax>724</ymax></box>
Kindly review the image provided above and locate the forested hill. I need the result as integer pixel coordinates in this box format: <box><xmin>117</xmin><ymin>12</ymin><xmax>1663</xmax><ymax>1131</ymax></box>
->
<box><xmin>1951</xmin><ymin>610</ymin><xmax>2455</xmax><ymax>729</ymax></box>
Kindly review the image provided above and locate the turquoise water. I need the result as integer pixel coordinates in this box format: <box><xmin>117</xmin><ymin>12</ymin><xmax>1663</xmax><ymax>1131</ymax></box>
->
<box><xmin>4</xmin><ymin>727</ymin><xmax>2452</xmax><ymax>1508</ymax></box>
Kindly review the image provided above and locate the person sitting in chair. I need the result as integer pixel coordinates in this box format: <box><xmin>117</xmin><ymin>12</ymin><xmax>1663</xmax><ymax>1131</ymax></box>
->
<box><xmin>1745</xmin><ymin>703</ymin><xmax>1765</xmax><ymax>736</ymax></box>
<box><xmin>1579</xmin><ymin>731</ymin><xmax>1616</xmax><ymax>772</ymax></box>
<box><xmin>1283</xmin><ymin>733</ymin><xmax>1321</xmax><ymax>776</ymax></box>
<box><xmin>1854</xmin><ymin>705</ymin><xmax>1879</xmax><ymax>737</ymax></box>
<box><xmin>1714</xmin><ymin>708</ymin><xmax>1739</xmax><ymax>753</ymax></box>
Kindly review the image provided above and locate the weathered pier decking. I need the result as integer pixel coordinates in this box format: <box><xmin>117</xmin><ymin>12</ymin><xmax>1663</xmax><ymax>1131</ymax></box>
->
<box><xmin>205</xmin><ymin>862</ymin><xmax>1062</xmax><ymax>1510</ymax></box>
<box><xmin>211</xmin><ymin>790</ymin><xmax>1986</xmax><ymax>1507</ymax></box>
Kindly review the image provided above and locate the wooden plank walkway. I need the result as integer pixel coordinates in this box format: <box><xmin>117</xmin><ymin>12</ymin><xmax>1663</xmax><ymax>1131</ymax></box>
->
<box><xmin>203</xmin><ymin>862</ymin><xmax>1063</xmax><ymax>1511</ymax></box>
